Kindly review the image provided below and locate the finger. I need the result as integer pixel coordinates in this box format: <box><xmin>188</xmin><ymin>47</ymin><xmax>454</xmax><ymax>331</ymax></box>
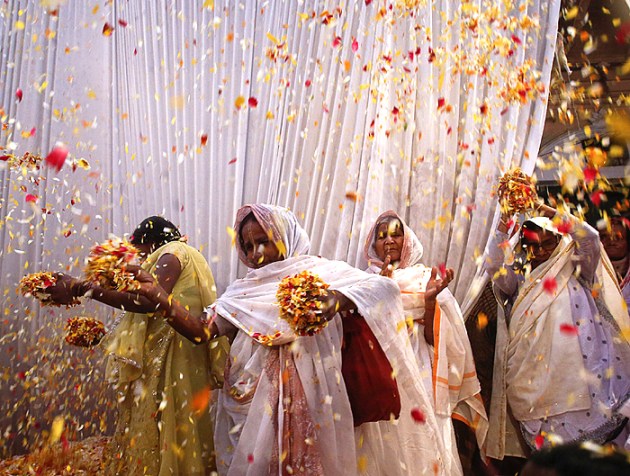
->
<box><xmin>380</xmin><ymin>255</ymin><xmax>392</xmax><ymax>275</ymax></box>
<box><xmin>430</xmin><ymin>266</ymin><xmax>438</xmax><ymax>281</ymax></box>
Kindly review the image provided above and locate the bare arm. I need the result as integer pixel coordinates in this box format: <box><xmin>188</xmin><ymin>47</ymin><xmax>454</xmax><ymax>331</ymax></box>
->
<box><xmin>129</xmin><ymin>265</ymin><xmax>215</xmax><ymax>344</ymax></box>
<box><xmin>51</xmin><ymin>253</ymin><xmax>183</xmax><ymax>313</ymax></box>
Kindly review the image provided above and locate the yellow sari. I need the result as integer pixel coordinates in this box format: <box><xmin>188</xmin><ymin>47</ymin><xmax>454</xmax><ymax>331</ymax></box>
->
<box><xmin>103</xmin><ymin>240</ymin><xmax>228</xmax><ymax>475</ymax></box>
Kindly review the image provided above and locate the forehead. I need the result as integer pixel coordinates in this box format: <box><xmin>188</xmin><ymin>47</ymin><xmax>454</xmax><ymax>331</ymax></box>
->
<box><xmin>376</xmin><ymin>218</ymin><xmax>403</xmax><ymax>232</ymax></box>
<box><xmin>240</xmin><ymin>218</ymin><xmax>267</xmax><ymax>238</ymax></box>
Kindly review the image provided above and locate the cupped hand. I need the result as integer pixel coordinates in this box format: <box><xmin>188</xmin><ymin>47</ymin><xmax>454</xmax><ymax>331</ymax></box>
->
<box><xmin>424</xmin><ymin>266</ymin><xmax>454</xmax><ymax>305</ymax></box>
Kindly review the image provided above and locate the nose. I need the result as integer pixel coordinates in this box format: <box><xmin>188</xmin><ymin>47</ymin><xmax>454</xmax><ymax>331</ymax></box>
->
<box><xmin>384</xmin><ymin>235</ymin><xmax>395</xmax><ymax>244</ymax></box>
<box><xmin>251</xmin><ymin>243</ymin><xmax>265</xmax><ymax>264</ymax></box>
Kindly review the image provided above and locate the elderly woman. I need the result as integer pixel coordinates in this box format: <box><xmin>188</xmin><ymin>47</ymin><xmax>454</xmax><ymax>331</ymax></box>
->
<box><xmin>133</xmin><ymin>204</ymin><xmax>448</xmax><ymax>475</ymax></box>
<box><xmin>364</xmin><ymin>211</ymin><xmax>488</xmax><ymax>475</ymax></box>
<box><xmin>485</xmin><ymin>203</ymin><xmax>630</xmax><ymax>459</ymax></box>
<box><xmin>48</xmin><ymin>216</ymin><xmax>225</xmax><ymax>475</ymax></box>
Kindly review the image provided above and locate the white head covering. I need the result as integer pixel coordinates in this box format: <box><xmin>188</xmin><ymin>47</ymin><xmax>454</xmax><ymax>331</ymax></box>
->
<box><xmin>522</xmin><ymin>216</ymin><xmax>560</xmax><ymax>236</ymax></box>
<box><xmin>364</xmin><ymin>210</ymin><xmax>423</xmax><ymax>269</ymax></box>
<box><xmin>235</xmin><ymin>204</ymin><xmax>310</xmax><ymax>267</ymax></box>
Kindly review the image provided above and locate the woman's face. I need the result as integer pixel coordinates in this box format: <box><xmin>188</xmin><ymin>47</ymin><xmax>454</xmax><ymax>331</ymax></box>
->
<box><xmin>240</xmin><ymin>218</ymin><xmax>282</xmax><ymax>268</ymax></box>
<box><xmin>521</xmin><ymin>229</ymin><xmax>560</xmax><ymax>270</ymax></box>
<box><xmin>600</xmin><ymin>218</ymin><xmax>628</xmax><ymax>261</ymax></box>
<box><xmin>373</xmin><ymin>219</ymin><xmax>404</xmax><ymax>263</ymax></box>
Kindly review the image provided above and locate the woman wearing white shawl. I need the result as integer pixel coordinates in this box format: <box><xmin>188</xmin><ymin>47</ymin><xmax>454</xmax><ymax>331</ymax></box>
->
<box><xmin>364</xmin><ymin>211</ymin><xmax>488</xmax><ymax>475</ymax></box>
<box><xmin>133</xmin><ymin>204</ymin><xmax>447</xmax><ymax>475</ymax></box>
<box><xmin>485</xmin><ymin>203</ymin><xmax>630</xmax><ymax>459</ymax></box>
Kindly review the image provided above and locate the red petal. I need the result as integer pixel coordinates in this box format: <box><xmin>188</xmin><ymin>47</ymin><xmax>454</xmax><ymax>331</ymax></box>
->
<box><xmin>304</xmin><ymin>79</ymin><xmax>312</xmax><ymax>87</ymax></box>
<box><xmin>437</xmin><ymin>97</ymin><xmax>445</xmax><ymax>109</ymax></box>
<box><xmin>522</xmin><ymin>229</ymin><xmax>539</xmax><ymax>241</ymax></box>
<box><xmin>332</xmin><ymin>36</ymin><xmax>342</xmax><ymax>48</ymax></box>
<box><xmin>583</xmin><ymin>167</ymin><xmax>598</xmax><ymax>184</ymax></box>
<box><xmin>228</xmin><ymin>158</ymin><xmax>237</xmax><ymax>165</ymax></box>
<box><xmin>590</xmin><ymin>189</ymin><xmax>604</xmax><ymax>207</ymax></box>
<box><xmin>45</xmin><ymin>145</ymin><xmax>68</xmax><ymax>172</ymax></box>
<box><xmin>200</xmin><ymin>133</ymin><xmax>208</xmax><ymax>146</ymax></box>
<box><xmin>559</xmin><ymin>323</ymin><xmax>579</xmax><ymax>336</ymax></box>
<box><xmin>25</xmin><ymin>194</ymin><xmax>37</xmax><ymax>203</ymax></box>
<box><xmin>410</xmin><ymin>407</ymin><xmax>426</xmax><ymax>423</ymax></box>
<box><xmin>351</xmin><ymin>38</ymin><xmax>359</xmax><ymax>53</ymax></box>
<box><xmin>556</xmin><ymin>220</ymin><xmax>573</xmax><ymax>234</ymax></box>
<box><xmin>15</xmin><ymin>88</ymin><xmax>23</xmax><ymax>102</ymax></box>
<box><xmin>248</xmin><ymin>97</ymin><xmax>258</xmax><ymax>108</ymax></box>
<box><xmin>438</xmin><ymin>263</ymin><xmax>447</xmax><ymax>279</ymax></box>
<box><xmin>247</xmin><ymin>454</ymin><xmax>254</xmax><ymax>464</ymax></box>
<box><xmin>534</xmin><ymin>434</ymin><xmax>544</xmax><ymax>450</ymax></box>
<box><xmin>542</xmin><ymin>277</ymin><xmax>557</xmax><ymax>294</ymax></box>
<box><xmin>118</xmin><ymin>19</ymin><xmax>128</xmax><ymax>27</ymax></box>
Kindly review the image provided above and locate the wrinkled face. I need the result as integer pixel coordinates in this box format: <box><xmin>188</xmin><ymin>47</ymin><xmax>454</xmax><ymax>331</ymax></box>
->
<box><xmin>600</xmin><ymin>218</ymin><xmax>628</xmax><ymax>261</ymax></box>
<box><xmin>240</xmin><ymin>217</ymin><xmax>282</xmax><ymax>268</ymax></box>
<box><xmin>373</xmin><ymin>219</ymin><xmax>404</xmax><ymax>263</ymax></box>
<box><xmin>521</xmin><ymin>229</ymin><xmax>560</xmax><ymax>270</ymax></box>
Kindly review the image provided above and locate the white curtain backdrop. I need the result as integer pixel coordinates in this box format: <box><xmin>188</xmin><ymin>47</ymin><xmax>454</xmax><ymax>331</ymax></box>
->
<box><xmin>0</xmin><ymin>0</ymin><xmax>559</xmax><ymax>455</ymax></box>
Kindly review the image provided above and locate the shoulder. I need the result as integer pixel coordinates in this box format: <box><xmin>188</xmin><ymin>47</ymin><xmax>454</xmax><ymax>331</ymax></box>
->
<box><xmin>155</xmin><ymin>241</ymin><xmax>194</xmax><ymax>266</ymax></box>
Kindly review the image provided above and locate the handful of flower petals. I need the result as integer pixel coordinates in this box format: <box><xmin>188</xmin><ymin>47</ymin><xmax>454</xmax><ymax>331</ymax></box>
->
<box><xmin>19</xmin><ymin>272</ymin><xmax>79</xmax><ymax>307</ymax></box>
<box><xmin>84</xmin><ymin>238</ymin><xmax>140</xmax><ymax>291</ymax></box>
<box><xmin>497</xmin><ymin>168</ymin><xmax>538</xmax><ymax>215</ymax></box>
<box><xmin>277</xmin><ymin>271</ymin><xmax>331</xmax><ymax>336</ymax></box>
<box><xmin>64</xmin><ymin>316</ymin><xmax>107</xmax><ymax>347</ymax></box>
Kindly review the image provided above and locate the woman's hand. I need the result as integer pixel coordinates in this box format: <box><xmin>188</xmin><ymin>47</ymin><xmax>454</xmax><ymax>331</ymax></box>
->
<box><xmin>424</xmin><ymin>266</ymin><xmax>453</xmax><ymax>308</ymax></box>
<box><xmin>380</xmin><ymin>255</ymin><xmax>393</xmax><ymax>278</ymax></box>
<box><xmin>126</xmin><ymin>265</ymin><xmax>167</xmax><ymax>304</ymax></box>
<box><xmin>47</xmin><ymin>273</ymin><xmax>85</xmax><ymax>305</ymax></box>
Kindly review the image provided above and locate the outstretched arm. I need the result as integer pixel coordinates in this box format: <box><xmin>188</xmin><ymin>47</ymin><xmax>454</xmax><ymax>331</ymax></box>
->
<box><xmin>129</xmin><ymin>265</ymin><xmax>216</xmax><ymax>344</ymax></box>
<box><xmin>48</xmin><ymin>253</ymin><xmax>182</xmax><ymax>314</ymax></box>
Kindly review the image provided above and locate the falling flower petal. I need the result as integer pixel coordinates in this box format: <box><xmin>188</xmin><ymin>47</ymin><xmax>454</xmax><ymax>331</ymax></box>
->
<box><xmin>15</xmin><ymin>88</ymin><xmax>23</xmax><ymax>102</ymax></box>
<box><xmin>45</xmin><ymin>145</ymin><xmax>68</xmax><ymax>172</ymax></box>
<box><xmin>248</xmin><ymin>97</ymin><xmax>258</xmax><ymax>108</ymax></box>
<box><xmin>559</xmin><ymin>323</ymin><xmax>579</xmax><ymax>336</ymax></box>
<box><xmin>191</xmin><ymin>386</ymin><xmax>212</xmax><ymax>414</ymax></box>
<box><xmin>542</xmin><ymin>277</ymin><xmax>557</xmax><ymax>294</ymax></box>
<box><xmin>410</xmin><ymin>407</ymin><xmax>426</xmax><ymax>423</ymax></box>
<box><xmin>102</xmin><ymin>22</ymin><xmax>114</xmax><ymax>36</ymax></box>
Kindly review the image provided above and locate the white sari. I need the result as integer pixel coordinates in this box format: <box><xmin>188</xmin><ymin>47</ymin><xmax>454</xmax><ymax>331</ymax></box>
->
<box><xmin>212</xmin><ymin>205</ymin><xmax>447</xmax><ymax>476</ymax></box>
<box><xmin>364</xmin><ymin>211</ymin><xmax>488</xmax><ymax>475</ymax></box>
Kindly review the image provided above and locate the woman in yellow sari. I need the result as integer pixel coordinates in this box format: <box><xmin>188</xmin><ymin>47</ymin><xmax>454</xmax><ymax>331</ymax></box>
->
<box><xmin>49</xmin><ymin>216</ymin><xmax>226</xmax><ymax>475</ymax></box>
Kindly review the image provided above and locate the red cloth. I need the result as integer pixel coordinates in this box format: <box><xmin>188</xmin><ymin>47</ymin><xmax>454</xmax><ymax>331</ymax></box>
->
<box><xmin>341</xmin><ymin>312</ymin><xmax>401</xmax><ymax>426</ymax></box>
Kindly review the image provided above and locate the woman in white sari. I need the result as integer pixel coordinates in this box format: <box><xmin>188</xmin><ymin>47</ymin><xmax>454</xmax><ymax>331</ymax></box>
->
<box><xmin>133</xmin><ymin>204</ymin><xmax>448</xmax><ymax>475</ymax></box>
<box><xmin>364</xmin><ymin>211</ymin><xmax>488</xmax><ymax>476</ymax></box>
<box><xmin>485</xmin><ymin>203</ymin><xmax>630</xmax><ymax>459</ymax></box>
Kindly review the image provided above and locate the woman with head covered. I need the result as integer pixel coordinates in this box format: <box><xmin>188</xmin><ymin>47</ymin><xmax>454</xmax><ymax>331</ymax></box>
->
<box><xmin>484</xmin><ymin>202</ymin><xmax>630</xmax><ymax>459</ymax></box>
<box><xmin>133</xmin><ymin>204</ymin><xmax>448</xmax><ymax>475</ymax></box>
<box><xmin>364</xmin><ymin>211</ymin><xmax>488</xmax><ymax>475</ymax></box>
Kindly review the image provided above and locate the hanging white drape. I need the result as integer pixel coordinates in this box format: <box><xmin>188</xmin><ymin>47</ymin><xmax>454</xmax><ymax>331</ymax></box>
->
<box><xmin>0</xmin><ymin>0</ymin><xmax>559</xmax><ymax>456</ymax></box>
